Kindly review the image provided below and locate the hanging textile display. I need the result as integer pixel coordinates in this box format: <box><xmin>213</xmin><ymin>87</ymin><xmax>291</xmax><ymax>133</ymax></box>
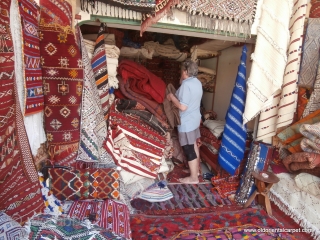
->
<box><xmin>39</xmin><ymin>0</ymin><xmax>83</xmax><ymax>165</ymax></box>
<box><xmin>255</xmin><ymin>0</ymin><xmax>307</xmax><ymax>140</ymax></box>
<box><xmin>75</xmin><ymin>26</ymin><xmax>115</xmax><ymax>167</ymax></box>
<box><xmin>91</xmin><ymin>23</ymin><xmax>114</xmax><ymax>121</ymax></box>
<box><xmin>10</xmin><ymin>0</ymin><xmax>46</xmax><ymax>157</ymax></box>
<box><xmin>243</xmin><ymin>0</ymin><xmax>293</xmax><ymax>132</ymax></box>
<box><xmin>140</xmin><ymin>0</ymin><xmax>179</xmax><ymax>36</ymax></box>
<box><xmin>0</xmin><ymin>0</ymin><xmax>44</xmax><ymax>224</ymax></box>
<box><xmin>218</xmin><ymin>45</ymin><xmax>248</xmax><ymax>175</ymax></box>
<box><xmin>176</xmin><ymin>0</ymin><xmax>258</xmax><ymax>38</ymax></box>
<box><xmin>19</xmin><ymin>0</ymin><xmax>44</xmax><ymax>115</ymax></box>
<box><xmin>298</xmin><ymin>18</ymin><xmax>320</xmax><ymax>88</ymax></box>
<box><xmin>303</xmin><ymin>62</ymin><xmax>320</xmax><ymax>118</ymax></box>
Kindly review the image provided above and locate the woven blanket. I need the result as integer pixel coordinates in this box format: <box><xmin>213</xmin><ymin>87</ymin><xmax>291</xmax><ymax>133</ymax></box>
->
<box><xmin>0</xmin><ymin>212</ymin><xmax>28</xmax><ymax>240</ymax></box>
<box><xmin>297</xmin><ymin>87</ymin><xmax>312</xmax><ymax>120</ymax></box>
<box><xmin>143</xmin><ymin>40</ymin><xmax>188</xmax><ymax>62</ymax></box>
<box><xmin>243</xmin><ymin>0</ymin><xmax>293</xmax><ymax>125</ymax></box>
<box><xmin>300</xmin><ymin>122</ymin><xmax>320</xmax><ymax>154</ymax></box>
<box><xmin>105</xmin><ymin>101</ymin><xmax>166</xmax><ymax>178</ymax></box>
<box><xmin>118</xmin><ymin>59</ymin><xmax>166</xmax><ymax>103</ymax></box>
<box><xmin>141</xmin><ymin>0</ymin><xmax>179</xmax><ymax>36</ymax></box>
<box><xmin>18</xmin><ymin>0</ymin><xmax>44</xmax><ymax>115</ymax></box>
<box><xmin>276</xmin><ymin>109</ymin><xmax>320</xmax><ymax>153</ymax></box>
<box><xmin>283</xmin><ymin>152</ymin><xmax>320</xmax><ymax>172</ymax></box>
<box><xmin>256</xmin><ymin>0</ymin><xmax>308</xmax><ymax>140</ymax></box>
<box><xmin>123</xmin><ymin>109</ymin><xmax>167</xmax><ymax>135</ymax></box>
<box><xmin>75</xmin><ymin>26</ymin><xmax>114</xmax><ymax>166</ymax></box>
<box><xmin>0</xmin><ymin>0</ymin><xmax>44</xmax><ymax>224</ymax></box>
<box><xmin>176</xmin><ymin>0</ymin><xmax>258</xmax><ymax>37</ymax></box>
<box><xmin>298</xmin><ymin>18</ymin><xmax>320</xmax><ymax>88</ymax></box>
<box><xmin>67</xmin><ymin>200</ymin><xmax>131</xmax><ymax>239</ymax></box>
<box><xmin>91</xmin><ymin>24</ymin><xmax>113</xmax><ymax>121</ymax></box>
<box><xmin>82</xmin><ymin>0</ymin><xmax>156</xmax><ymax>13</ymax></box>
<box><xmin>118</xmin><ymin>76</ymin><xmax>168</xmax><ymax>125</ymax></box>
<box><xmin>40</xmin><ymin>0</ymin><xmax>82</xmax><ymax>165</ymax></box>
<box><xmin>303</xmin><ymin>61</ymin><xmax>320</xmax><ymax>117</ymax></box>
<box><xmin>218</xmin><ymin>45</ymin><xmax>247</xmax><ymax>175</ymax></box>
<box><xmin>10</xmin><ymin>0</ymin><xmax>46</xmax><ymax>157</ymax></box>
<box><xmin>28</xmin><ymin>214</ymin><xmax>124</xmax><ymax>239</ymax></box>
<box><xmin>270</xmin><ymin>173</ymin><xmax>320</xmax><ymax>239</ymax></box>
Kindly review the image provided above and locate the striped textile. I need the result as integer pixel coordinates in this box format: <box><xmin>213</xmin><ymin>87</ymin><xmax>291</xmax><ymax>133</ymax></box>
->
<box><xmin>91</xmin><ymin>23</ymin><xmax>111</xmax><ymax>121</ymax></box>
<box><xmin>75</xmin><ymin>26</ymin><xmax>114</xmax><ymax>166</ymax></box>
<box><xmin>18</xmin><ymin>0</ymin><xmax>44</xmax><ymax>115</ymax></box>
<box><xmin>255</xmin><ymin>0</ymin><xmax>307</xmax><ymax>140</ymax></box>
<box><xmin>218</xmin><ymin>45</ymin><xmax>247</xmax><ymax>175</ymax></box>
<box><xmin>303</xmin><ymin>61</ymin><xmax>320</xmax><ymax>118</ymax></box>
<box><xmin>298</xmin><ymin>18</ymin><xmax>320</xmax><ymax>88</ymax></box>
<box><xmin>67</xmin><ymin>200</ymin><xmax>131</xmax><ymax>239</ymax></box>
<box><xmin>243</xmin><ymin>0</ymin><xmax>293</xmax><ymax>126</ymax></box>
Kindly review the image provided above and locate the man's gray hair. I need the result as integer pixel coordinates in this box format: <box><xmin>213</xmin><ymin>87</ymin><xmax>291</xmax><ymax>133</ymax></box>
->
<box><xmin>182</xmin><ymin>59</ymin><xmax>198</xmax><ymax>77</ymax></box>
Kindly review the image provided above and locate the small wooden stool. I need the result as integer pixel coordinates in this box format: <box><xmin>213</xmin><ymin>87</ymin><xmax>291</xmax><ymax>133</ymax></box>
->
<box><xmin>244</xmin><ymin>171</ymin><xmax>280</xmax><ymax>216</ymax></box>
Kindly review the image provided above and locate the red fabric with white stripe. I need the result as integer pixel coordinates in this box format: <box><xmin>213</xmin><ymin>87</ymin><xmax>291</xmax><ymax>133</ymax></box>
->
<box><xmin>67</xmin><ymin>200</ymin><xmax>131</xmax><ymax>239</ymax></box>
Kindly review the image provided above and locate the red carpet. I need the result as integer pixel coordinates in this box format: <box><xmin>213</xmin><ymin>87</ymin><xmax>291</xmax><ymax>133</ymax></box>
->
<box><xmin>130</xmin><ymin>207</ymin><xmax>296</xmax><ymax>240</ymax></box>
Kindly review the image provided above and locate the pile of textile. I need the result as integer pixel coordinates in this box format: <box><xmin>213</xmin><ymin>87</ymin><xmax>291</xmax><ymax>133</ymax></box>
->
<box><xmin>198</xmin><ymin>66</ymin><xmax>216</xmax><ymax>92</ymax></box>
<box><xmin>83</xmin><ymin>38</ymin><xmax>120</xmax><ymax>88</ymax></box>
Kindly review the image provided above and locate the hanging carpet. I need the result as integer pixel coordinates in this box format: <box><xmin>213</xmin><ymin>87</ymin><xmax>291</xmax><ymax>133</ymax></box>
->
<box><xmin>176</xmin><ymin>0</ymin><xmax>258</xmax><ymax>38</ymax></box>
<box><xmin>218</xmin><ymin>45</ymin><xmax>247</xmax><ymax>175</ymax></box>
<box><xmin>256</xmin><ymin>0</ymin><xmax>308</xmax><ymax>140</ymax></box>
<box><xmin>0</xmin><ymin>0</ymin><xmax>44</xmax><ymax>224</ymax></box>
<box><xmin>243</xmin><ymin>0</ymin><xmax>292</xmax><ymax>125</ymax></box>
<box><xmin>91</xmin><ymin>23</ymin><xmax>114</xmax><ymax>122</ymax></box>
<box><xmin>39</xmin><ymin>0</ymin><xmax>83</xmax><ymax>165</ymax></box>
<box><xmin>18</xmin><ymin>0</ymin><xmax>44</xmax><ymax>115</ymax></box>
<box><xmin>310</xmin><ymin>0</ymin><xmax>320</xmax><ymax>17</ymax></box>
<box><xmin>303</xmin><ymin>61</ymin><xmax>320</xmax><ymax>118</ymax></box>
<box><xmin>74</xmin><ymin>26</ymin><xmax>114</xmax><ymax>166</ymax></box>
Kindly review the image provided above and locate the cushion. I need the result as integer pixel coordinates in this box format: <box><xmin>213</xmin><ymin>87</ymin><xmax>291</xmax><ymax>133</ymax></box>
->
<box><xmin>0</xmin><ymin>212</ymin><xmax>27</xmax><ymax>240</ymax></box>
<box><xmin>295</xmin><ymin>173</ymin><xmax>320</xmax><ymax>198</ymax></box>
<box><xmin>49</xmin><ymin>168</ymin><xmax>120</xmax><ymax>201</ymax></box>
<box><xmin>203</xmin><ymin>119</ymin><xmax>225</xmax><ymax>138</ymax></box>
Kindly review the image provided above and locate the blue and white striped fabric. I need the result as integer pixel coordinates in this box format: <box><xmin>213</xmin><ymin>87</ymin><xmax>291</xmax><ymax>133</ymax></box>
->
<box><xmin>218</xmin><ymin>45</ymin><xmax>248</xmax><ymax>175</ymax></box>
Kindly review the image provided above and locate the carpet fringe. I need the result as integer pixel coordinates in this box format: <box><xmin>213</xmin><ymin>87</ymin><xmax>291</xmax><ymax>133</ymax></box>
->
<box><xmin>269</xmin><ymin>190</ymin><xmax>320</xmax><ymax>240</ymax></box>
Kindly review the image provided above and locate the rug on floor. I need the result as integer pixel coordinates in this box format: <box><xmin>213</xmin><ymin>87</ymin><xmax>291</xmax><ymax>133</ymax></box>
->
<box><xmin>130</xmin><ymin>207</ymin><xmax>294</xmax><ymax>240</ymax></box>
<box><xmin>130</xmin><ymin>183</ymin><xmax>241</xmax><ymax>215</ymax></box>
<box><xmin>172</xmin><ymin>223</ymin><xmax>297</xmax><ymax>240</ymax></box>
<box><xmin>166</xmin><ymin>164</ymin><xmax>208</xmax><ymax>184</ymax></box>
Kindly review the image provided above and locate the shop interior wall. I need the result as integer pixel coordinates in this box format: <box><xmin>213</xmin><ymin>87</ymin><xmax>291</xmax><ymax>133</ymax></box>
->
<box><xmin>201</xmin><ymin>44</ymin><xmax>255</xmax><ymax>131</ymax></box>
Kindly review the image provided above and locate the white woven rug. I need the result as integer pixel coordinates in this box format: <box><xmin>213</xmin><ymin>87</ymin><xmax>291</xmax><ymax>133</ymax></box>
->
<box><xmin>243</xmin><ymin>0</ymin><xmax>293</xmax><ymax>125</ymax></box>
<box><xmin>269</xmin><ymin>173</ymin><xmax>320</xmax><ymax>240</ymax></box>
